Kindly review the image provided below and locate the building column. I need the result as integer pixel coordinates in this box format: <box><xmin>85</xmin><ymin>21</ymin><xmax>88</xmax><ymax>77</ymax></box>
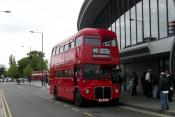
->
<box><xmin>170</xmin><ymin>37</ymin><xmax>175</xmax><ymax>74</ymax></box>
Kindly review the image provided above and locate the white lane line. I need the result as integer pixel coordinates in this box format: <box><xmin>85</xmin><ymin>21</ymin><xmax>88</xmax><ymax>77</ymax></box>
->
<box><xmin>120</xmin><ymin>106</ymin><xmax>174</xmax><ymax>117</ymax></box>
<box><xmin>63</xmin><ymin>104</ymin><xmax>69</xmax><ymax>108</ymax></box>
<box><xmin>55</xmin><ymin>101</ymin><xmax>61</xmax><ymax>104</ymax></box>
<box><xmin>48</xmin><ymin>98</ymin><xmax>53</xmax><ymax>101</ymax></box>
<box><xmin>1</xmin><ymin>90</ymin><xmax>7</xmax><ymax>117</ymax></box>
<box><xmin>83</xmin><ymin>112</ymin><xmax>95</xmax><ymax>117</ymax></box>
<box><xmin>71</xmin><ymin>108</ymin><xmax>80</xmax><ymax>112</ymax></box>
<box><xmin>2</xmin><ymin>90</ymin><xmax>13</xmax><ymax>117</ymax></box>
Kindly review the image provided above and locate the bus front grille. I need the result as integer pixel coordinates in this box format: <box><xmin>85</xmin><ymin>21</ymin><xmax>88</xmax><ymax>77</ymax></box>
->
<box><xmin>95</xmin><ymin>87</ymin><xmax>111</xmax><ymax>99</ymax></box>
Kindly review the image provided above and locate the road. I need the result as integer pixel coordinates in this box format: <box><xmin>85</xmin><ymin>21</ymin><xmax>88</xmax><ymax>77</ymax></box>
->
<box><xmin>0</xmin><ymin>83</ymin><xmax>171</xmax><ymax>117</ymax></box>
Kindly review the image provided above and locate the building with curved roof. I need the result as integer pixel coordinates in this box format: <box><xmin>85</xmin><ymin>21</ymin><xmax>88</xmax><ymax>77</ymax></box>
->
<box><xmin>78</xmin><ymin>0</ymin><xmax>175</xmax><ymax>92</ymax></box>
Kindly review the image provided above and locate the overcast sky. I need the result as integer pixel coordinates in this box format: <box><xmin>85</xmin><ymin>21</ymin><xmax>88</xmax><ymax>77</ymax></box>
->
<box><xmin>0</xmin><ymin>0</ymin><xmax>84</xmax><ymax>68</ymax></box>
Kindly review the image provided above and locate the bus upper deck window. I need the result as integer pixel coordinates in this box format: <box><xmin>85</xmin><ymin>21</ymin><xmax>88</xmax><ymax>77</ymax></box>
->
<box><xmin>102</xmin><ymin>37</ymin><xmax>117</xmax><ymax>47</ymax></box>
<box><xmin>111</xmin><ymin>39</ymin><xmax>117</xmax><ymax>46</ymax></box>
<box><xmin>64</xmin><ymin>44</ymin><xmax>69</xmax><ymax>51</ymax></box>
<box><xmin>70</xmin><ymin>41</ymin><xmax>75</xmax><ymax>49</ymax></box>
<box><xmin>75</xmin><ymin>36</ymin><xmax>83</xmax><ymax>47</ymax></box>
<box><xmin>85</xmin><ymin>36</ymin><xmax>100</xmax><ymax>46</ymax></box>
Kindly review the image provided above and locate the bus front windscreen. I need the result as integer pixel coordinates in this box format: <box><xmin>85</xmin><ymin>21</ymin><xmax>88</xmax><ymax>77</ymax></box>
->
<box><xmin>84</xmin><ymin>64</ymin><xmax>110</xmax><ymax>80</ymax></box>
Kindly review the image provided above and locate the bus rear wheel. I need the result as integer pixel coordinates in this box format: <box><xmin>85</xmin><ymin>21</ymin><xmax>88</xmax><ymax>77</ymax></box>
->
<box><xmin>75</xmin><ymin>90</ymin><xmax>84</xmax><ymax>107</ymax></box>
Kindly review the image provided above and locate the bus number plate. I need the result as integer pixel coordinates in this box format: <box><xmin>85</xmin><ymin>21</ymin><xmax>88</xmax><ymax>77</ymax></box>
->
<box><xmin>98</xmin><ymin>99</ymin><xmax>109</xmax><ymax>102</ymax></box>
<box><xmin>100</xmin><ymin>48</ymin><xmax>110</xmax><ymax>55</ymax></box>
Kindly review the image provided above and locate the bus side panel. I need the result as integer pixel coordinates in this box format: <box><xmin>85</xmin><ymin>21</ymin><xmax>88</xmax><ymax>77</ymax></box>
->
<box><xmin>61</xmin><ymin>78</ymin><xmax>74</xmax><ymax>100</ymax></box>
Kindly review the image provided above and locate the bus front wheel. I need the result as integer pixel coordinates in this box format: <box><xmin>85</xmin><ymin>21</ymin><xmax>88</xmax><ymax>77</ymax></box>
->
<box><xmin>75</xmin><ymin>90</ymin><xmax>84</xmax><ymax>107</ymax></box>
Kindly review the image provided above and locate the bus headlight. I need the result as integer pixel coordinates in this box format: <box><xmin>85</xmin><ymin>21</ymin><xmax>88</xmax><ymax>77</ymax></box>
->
<box><xmin>115</xmin><ymin>89</ymin><xmax>119</xmax><ymax>93</ymax></box>
<box><xmin>85</xmin><ymin>89</ymin><xmax>90</xmax><ymax>94</ymax></box>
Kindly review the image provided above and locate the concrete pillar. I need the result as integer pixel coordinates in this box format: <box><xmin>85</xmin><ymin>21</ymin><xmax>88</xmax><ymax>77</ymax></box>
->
<box><xmin>170</xmin><ymin>37</ymin><xmax>175</xmax><ymax>74</ymax></box>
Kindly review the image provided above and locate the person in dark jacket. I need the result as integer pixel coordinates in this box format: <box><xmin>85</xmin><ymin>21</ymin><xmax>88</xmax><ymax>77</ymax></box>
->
<box><xmin>166</xmin><ymin>71</ymin><xmax>174</xmax><ymax>102</ymax></box>
<box><xmin>158</xmin><ymin>72</ymin><xmax>171</xmax><ymax>111</ymax></box>
<box><xmin>145</xmin><ymin>69</ymin><xmax>153</xmax><ymax>97</ymax></box>
<box><xmin>152</xmin><ymin>73</ymin><xmax>159</xmax><ymax>98</ymax></box>
<box><xmin>141</xmin><ymin>71</ymin><xmax>146</xmax><ymax>96</ymax></box>
<box><xmin>172</xmin><ymin>72</ymin><xmax>175</xmax><ymax>100</ymax></box>
<box><xmin>130</xmin><ymin>72</ymin><xmax>138</xmax><ymax>96</ymax></box>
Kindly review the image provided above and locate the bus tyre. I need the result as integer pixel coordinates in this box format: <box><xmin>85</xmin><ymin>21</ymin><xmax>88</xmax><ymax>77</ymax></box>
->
<box><xmin>75</xmin><ymin>90</ymin><xmax>84</xmax><ymax>107</ymax></box>
<box><xmin>53</xmin><ymin>88</ymin><xmax>58</xmax><ymax>100</ymax></box>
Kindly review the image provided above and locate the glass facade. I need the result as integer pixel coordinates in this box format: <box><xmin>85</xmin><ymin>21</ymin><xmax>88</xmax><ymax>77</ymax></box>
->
<box><xmin>96</xmin><ymin>0</ymin><xmax>175</xmax><ymax>50</ymax></box>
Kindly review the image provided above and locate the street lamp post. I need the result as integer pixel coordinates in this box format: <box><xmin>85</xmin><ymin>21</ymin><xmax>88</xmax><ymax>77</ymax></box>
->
<box><xmin>21</xmin><ymin>46</ymin><xmax>32</xmax><ymax>79</ymax></box>
<box><xmin>0</xmin><ymin>10</ymin><xmax>11</xmax><ymax>13</ymax></box>
<box><xmin>30</xmin><ymin>31</ymin><xmax>44</xmax><ymax>84</ymax></box>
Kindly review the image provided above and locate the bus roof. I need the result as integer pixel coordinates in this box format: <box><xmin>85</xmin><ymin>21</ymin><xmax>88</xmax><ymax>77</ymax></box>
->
<box><xmin>53</xmin><ymin>28</ymin><xmax>116</xmax><ymax>48</ymax></box>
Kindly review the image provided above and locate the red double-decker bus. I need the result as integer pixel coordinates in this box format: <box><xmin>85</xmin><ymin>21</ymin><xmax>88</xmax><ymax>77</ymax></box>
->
<box><xmin>50</xmin><ymin>28</ymin><xmax>121</xmax><ymax>106</ymax></box>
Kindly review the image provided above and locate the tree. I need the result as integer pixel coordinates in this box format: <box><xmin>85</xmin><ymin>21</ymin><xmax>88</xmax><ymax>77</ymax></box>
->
<box><xmin>18</xmin><ymin>57</ymin><xmax>29</xmax><ymax>77</ymax></box>
<box><xmin>7</xmin><ymin>63</ymin><xmax>19</xmax><ymax>78</ymax></box>
<box><xmin>17</xmin><ymin>50</ymin><xmax>48</xmax><ymax>77</ymax></box>
<box><xmin>23</xmin><ymin>64</ymin><xmax>32</xmax><ymax>78</ymax></box>
<box><xmin>9</xmin><ymin>54</ymin><xmax>16</xmax><ymax>67</ymax></box>
<box><xmin>0</xmin><ymin>67</ymin><xmax>5</xmax><ymax>78</ymax></box>
<box><xmin>26</xmin><ymin>50</ymin><xmax>48</xmax><ymax>71</ymax></box>
<box><xmin>7</xmin><ymin>55</ymin><xmax>19</xmax><ymax>78</ymax></box>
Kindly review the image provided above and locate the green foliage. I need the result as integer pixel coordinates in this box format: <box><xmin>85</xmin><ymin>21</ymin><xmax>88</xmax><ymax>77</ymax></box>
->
<box><xmin>7</xmin><ymin>63</ymin><xmax>19</xmax><ymax>78</ymax></box>
<box><xmin>17</xmin><ymin>50</ymin><xmax>48</xmax><ymax>77</ymax></box>
<box><xmin>24</xmin><ymin>64</ymin><xmax>32</xmax><ymax>78</ymax></box>
<box><xmin>18</xmin><ymin>57</ymin><xmax>29</xmax><ymax>77</ymax></box>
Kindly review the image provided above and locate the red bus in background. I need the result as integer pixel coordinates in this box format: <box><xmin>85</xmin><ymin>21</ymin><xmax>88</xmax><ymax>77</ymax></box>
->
<box><xmin>50</xmin><ymin>28</ymin><xmax>121</xmax><ymax>106</ymax></box>
<box><xmin>31</xmin><ymin>70</ymin><xmax>49</xmax><ymax>81</ymax></box>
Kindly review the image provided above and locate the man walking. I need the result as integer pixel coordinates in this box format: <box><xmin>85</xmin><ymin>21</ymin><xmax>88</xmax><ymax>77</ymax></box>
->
<box><xmin>158</xmin><ymin>72</ymin><xmax>170</xmax><ymax>111</ymax></box>
<box><xmin>145</xmin><ymin>69</ymin><xmax>152</xmax><ymax>97</ymax></box>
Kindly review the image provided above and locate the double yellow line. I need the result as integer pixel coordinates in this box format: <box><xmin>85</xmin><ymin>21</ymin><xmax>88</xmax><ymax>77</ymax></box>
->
<box><xmin>1</xmin><ymin>89</ymin><xmax>12</xmax><ymax>117</ymax></box>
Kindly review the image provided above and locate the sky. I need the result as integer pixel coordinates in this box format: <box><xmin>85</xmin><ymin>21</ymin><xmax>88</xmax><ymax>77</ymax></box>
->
<box><xmin>0</xmin><ymin>0</ymin><xmax>84</xmax><ymax>68</ymax></box>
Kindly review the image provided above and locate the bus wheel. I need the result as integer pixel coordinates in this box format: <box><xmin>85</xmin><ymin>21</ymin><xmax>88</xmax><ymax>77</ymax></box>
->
<box><xmin>75</xmin><ymin>90</ymin><xmax>84</xmax><ymax>107</ymax></box>
<box><xmin>53</xmin><ymin>88</ymin><xmax>58</xmax><ymax>100</ymax></box>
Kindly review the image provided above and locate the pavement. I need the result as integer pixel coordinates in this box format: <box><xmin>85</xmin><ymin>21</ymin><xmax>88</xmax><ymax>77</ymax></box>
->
<box><xmin>120</xmin><ymin>91</ymin><xmax>175</xmax><ymax>116</ymax></box>
<box><xmin>22</xmin><ymin>81</ymin><xmax>175</xmax><ymax>116</ymax></box>
<box><xmin>21</xmin><ymin>81</ymin><xmax>49</xmax><ymax>89</ymax></box>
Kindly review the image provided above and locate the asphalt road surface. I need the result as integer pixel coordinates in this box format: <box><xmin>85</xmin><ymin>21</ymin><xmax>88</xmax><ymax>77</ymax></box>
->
<box><xmin>0</xmin><ymin>83</ymin><xmax>172</xmax><ymax>117</ymax></box>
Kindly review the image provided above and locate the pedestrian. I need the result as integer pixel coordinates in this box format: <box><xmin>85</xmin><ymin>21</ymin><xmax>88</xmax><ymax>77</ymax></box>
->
<box><xmin>145</xmin><ymin>69</ymin><xmax>152</xmax><ymax>97</ymax></box>
<box><xmin>165</xmin><ymin>71</ymin><xmax>173</xmax><ymax>102</ymax></box>
<box><xmin>112</xmin><ymin>69</ymin><xmax>122</xmax><ymax>85</ymax></box>
<box><xmin>152</xmin><ymin>73</ymin><xmax>159</xmax><ymax>98</ymax></box>
<box><xmin>141</xmin><ymin>71</ymin><xmax>146</xmax><ymax>96</ymax></box>
<box><xmin>158</xmin><ymin>72</ymin><xmax>170</xmax><ymax>111</ymax></box>
<box><xmin>28</xmin><ymin>76</ymin><xmax>32</xmax><ymax>85</ymax></box>
<box><xmin>172</xmin><ymin>72</ymin><xmax>175</xmax><ymax>100</ymax></box>
<box><xmin>129</xmin><ymin>72</ymin><xmax>138</xmax><ymax>96</ymax></box>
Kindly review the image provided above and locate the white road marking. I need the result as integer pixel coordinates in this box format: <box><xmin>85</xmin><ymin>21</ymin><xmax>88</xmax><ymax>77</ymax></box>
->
<box><xmin>83</xmin><ymin>112</ymin><xmax>95</xmax><ymax>117</ymax></box>
<box><xmin>63</xmin><ymin>104</ymin><xmax>69</xmax><ymax>108</ymax></box>
<box><xmin>2</xmin><ymin>90</ymin><xmax>13</xmax><ymax>117</ymax></box>
<box><xmin>56</xmin><ymin>101</ymin><xmax>60</xmax><ymax>104</ymax></box>
<box><xmin>71</xmin><ymin>108</ymin><xmax>80</xmax><ymax>112</ymax></box>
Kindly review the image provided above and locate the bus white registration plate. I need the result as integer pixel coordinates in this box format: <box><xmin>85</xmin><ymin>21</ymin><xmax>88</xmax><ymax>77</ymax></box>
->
<box><xmin>98</xmin><ymin>99</ymin><xmax>109</xmax><ymax>102</ymax></box>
